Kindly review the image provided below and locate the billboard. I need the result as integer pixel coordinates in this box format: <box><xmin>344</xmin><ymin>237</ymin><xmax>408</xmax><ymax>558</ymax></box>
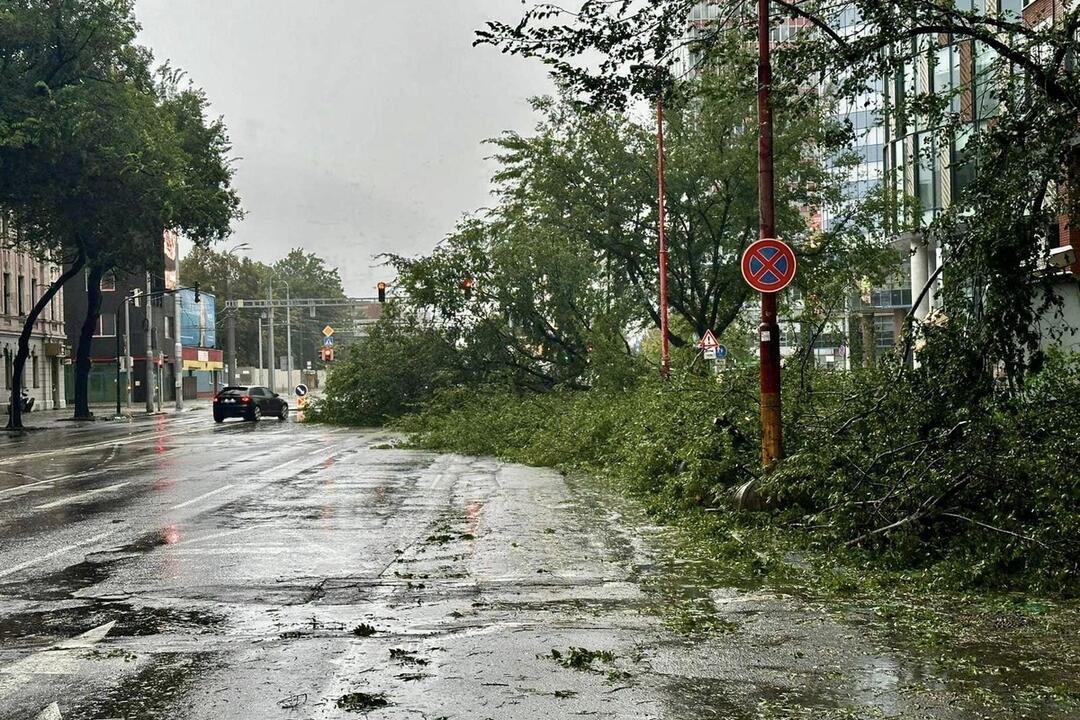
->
<box><xmin>180</xmin><ymin>289</ymin><xmax>217</xmax><ymax>348</ymax></box>
<box><xmin>163</xmin><ymin>230</ymin><xmax>179</xmax><ymax>290</ymax></box>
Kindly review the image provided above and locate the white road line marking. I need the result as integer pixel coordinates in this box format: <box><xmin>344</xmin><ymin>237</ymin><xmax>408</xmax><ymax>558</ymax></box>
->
<box><xmin>0</xmin><ymin>423</ymin><xmax>206</xmax><ymax>466</ymax></box>
<box><xmin>169</xmin><ymin>484</ymin><xmax>236</xmax><ymax>510</ymax></box>
<box><xmin>0</xmin><ymin>474</ymin><xmax>77</xmax><ymax>498</ymax></box>
<box><xmin>0</xmin><ymin>531</ymin><xmax>114</xmax><ymax>580</ymax></box>
<box><xmin>257</xmin><ymin>456</ymin><xmax>308</xmax><ymax>478</ymax></box>
<box><xmin>180</xmin><ymin>527</ymin><xmax>256</xmax><ymax>547</ymax></box>
<box><xmin>34</xmin><ymin>483</ymin><xmax>130</xmax><ymax>511</ymax></box>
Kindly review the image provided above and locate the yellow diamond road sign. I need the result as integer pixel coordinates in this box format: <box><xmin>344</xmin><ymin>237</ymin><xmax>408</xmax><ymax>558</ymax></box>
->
<box><xmin>322</xmin><ymin>325</ymin><xmax>335</xmax><ymax>337</ymax></box>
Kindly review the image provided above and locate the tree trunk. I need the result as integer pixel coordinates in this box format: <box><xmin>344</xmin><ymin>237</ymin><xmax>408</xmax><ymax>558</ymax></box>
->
<box><xmin>861</xmin><ymin>312</ymin><xmax>876</xmax><ymax>369</ymax></box>
<box><xmin>7</xmin><ymin>255</ymin><xmax>86</xmax><ymax>429</ymax></box>
<box><xmin>73</xmin><ymin>265</ymin><xmax>106</xmax><ymax>420</ymax></box>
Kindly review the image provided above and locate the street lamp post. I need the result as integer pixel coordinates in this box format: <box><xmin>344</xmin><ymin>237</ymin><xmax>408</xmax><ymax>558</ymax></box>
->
<box><xmin>258</xmin><ymin>314</ymin><xmax>265</xmax><ymax>384</ymax></box>
<box><xmin>267</xmin><ymin>278</ymin><xmax>276</xmax><ymax>394</ymax></box>
<box><xmin>272</xmin><ymin>274</ymin><xmax>293</xmax><ymax>393</ymax></box>
<box><xmin>223</xmin><ymin>242</ymin><xmax>249</xmax><ymax>387</ymax></box>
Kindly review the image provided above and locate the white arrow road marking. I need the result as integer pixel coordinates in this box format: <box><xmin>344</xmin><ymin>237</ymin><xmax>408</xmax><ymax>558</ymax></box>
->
<box><xmin>0</xmin><ymin>531</ymin><xmax>115</xmax><ymax>580</ymax></box>
<box><xmin>169</xmin><ymin>484</ymin><xmax>235</xmax><ymax>510</ymax></box>
<box><xmin>34</xmin><ymin>483</ymin><xmax>130</xmax><ymax>511</ymax></box>
<box><xmin>0</xmin><ymin>621</ymin><xmax>116</xmax><ymax>701</ymax></box>
<box><xmin>34</xmin><ymin>702</ymin><xmax>62</xmax><ymax>720</ymax></box>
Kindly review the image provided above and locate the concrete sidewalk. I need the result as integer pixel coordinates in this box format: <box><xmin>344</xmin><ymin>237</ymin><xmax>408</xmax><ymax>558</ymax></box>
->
<box><xmin>9</xmin><ymin>401</ymin><xmax>210</xmax><ymax>427</ymax></box>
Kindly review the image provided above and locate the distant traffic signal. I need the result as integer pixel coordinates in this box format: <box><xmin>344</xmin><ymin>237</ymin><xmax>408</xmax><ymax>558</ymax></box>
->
<box><xmin>321</xmin><ymin>346</ymin><xmax>334</xmax><ymax>362</ymax></box>
<box><xmin>194</xmin><ymin>282</ymin><xmax>201</xmax><ymax>303</ymax></box>
<box><xmin>462</xmin><ymin>278</ymin><xmax>474</xmax><ymax>299</ymax></box>
<box><xmin>377</xmin><ymin>282</ymin><xmax>387</xmax><ymax>303</ymax></box>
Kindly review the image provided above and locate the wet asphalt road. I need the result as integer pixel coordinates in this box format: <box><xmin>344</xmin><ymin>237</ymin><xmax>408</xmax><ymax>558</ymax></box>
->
<box><xmin>0</xmin><ymin>413</ymin><xmax>1072</xmax><ymax>719</ymax></box>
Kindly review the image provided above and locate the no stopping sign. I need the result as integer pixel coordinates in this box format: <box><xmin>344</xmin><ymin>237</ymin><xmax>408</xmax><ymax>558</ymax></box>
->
<box><xmin>742</xmin><ymin>238</ymin><xmax>797</xmax><ymax>293</ymax></box>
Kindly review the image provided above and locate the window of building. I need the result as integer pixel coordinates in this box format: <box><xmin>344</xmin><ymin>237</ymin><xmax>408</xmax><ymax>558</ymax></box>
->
<box><xmin>2</xmin><ymin>273</ymin><xmax>9</xmax><ymax>315</ymax></box>
<box><xmin>164</xmin><ymin>315</ymin><xmax>174</xmax><ymax>340</ymax></box>
<box><xmin>100</xmin><ymin>272</ymin><xmax>116</xmax><ymax>292</ymax></box>
<box><xmin>2</xmin><ymin>350</ymin><xmax>9</xmax><ymax>389</ymax></box>
<box><xmin>31</xmin><ymin>355</ymin><xmax>39</xmax><ymax>388</ymax></box>
<box><xmin>17</xmin><ymin>275</ymin><xmax>25</xmax><ymax>315</ymax></box>
<box><xmin>94</xmin><ymin>314</ymin><xmax>117</xmax><ymax>338</ymax></box>
<box><xmin>999</xmin><ymin>0</ymin><xmax>1022</xmax><ymax>19</ymax></box>
<box><xmin>875</xmin><ymin>315</ymin><xmax>897</xmax><ymax>349</ymax></box>
<box><xmin>30</xmin><ymin>279</ymin><xmax>37</xmax><ymax>309</ymax></box>
<box><xmin>916</xmin><ymin>132</ymin><xmax>936</xmax><ymax>216</ymax></box>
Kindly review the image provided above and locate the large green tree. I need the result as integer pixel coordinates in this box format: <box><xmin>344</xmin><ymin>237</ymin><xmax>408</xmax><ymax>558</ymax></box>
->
<box><xmin>390</xmin><ymin>50</ymin><xmax>890</xmax><ymax>388</ymax></box>
<box><xmin>477</xmin><ymin>0</ymin><xmax>1080</xmax><ymax>389</ymax></box>
<box><xmin>180</xmin><ymin>247</ymin><xmax>347</xmax><ymax>370</ymax></box>
<box><xmin>1</xmin><ymin>2</ymin><xmax>241</xmax><ymax>423</ymax></box>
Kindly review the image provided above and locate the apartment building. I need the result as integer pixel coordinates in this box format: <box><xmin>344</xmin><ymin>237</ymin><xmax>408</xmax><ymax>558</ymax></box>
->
<box><xmin>0</xmin><ymin>226</ymin><xmax>69</xmax><ymax>410</ymax></box>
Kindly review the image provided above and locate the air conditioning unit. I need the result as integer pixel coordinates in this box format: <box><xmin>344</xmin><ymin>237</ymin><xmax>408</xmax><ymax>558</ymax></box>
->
<box><xmin>1048</xmin><ymin>245</ymin><xmax>1077</xmax><ymax>269</ymax></box>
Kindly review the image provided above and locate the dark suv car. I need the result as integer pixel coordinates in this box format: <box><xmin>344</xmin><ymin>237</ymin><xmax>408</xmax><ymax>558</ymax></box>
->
<box><xmin>213</xmin><ymin>386</ymin><xmax>289</xmax><ymax>423</ymax></box>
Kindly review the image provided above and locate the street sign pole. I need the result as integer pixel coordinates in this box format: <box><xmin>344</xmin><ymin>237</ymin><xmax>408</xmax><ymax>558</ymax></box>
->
<box><xmin>656</xmin><ymin>92</ymin><xmax>671</xmax><ymax>378</ymax></box>
<box><xmin>758</xmin><ymin>0</ymin><xmax>782</xmax><ymax>468</ymax></box>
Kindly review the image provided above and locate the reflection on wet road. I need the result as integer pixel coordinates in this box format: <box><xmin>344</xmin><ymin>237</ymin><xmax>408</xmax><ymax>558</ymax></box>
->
<box><xmin>0</xmin><ymin>416</ymin><xmax>1069</xmax><ymax>719</ymax></box>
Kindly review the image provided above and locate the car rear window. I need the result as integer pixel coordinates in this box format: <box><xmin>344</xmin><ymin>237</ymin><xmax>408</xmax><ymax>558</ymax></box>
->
<box><xmin>219</xmin><ymin>387</ymin><xmax>249</xmax><ymax>396</ymax></box>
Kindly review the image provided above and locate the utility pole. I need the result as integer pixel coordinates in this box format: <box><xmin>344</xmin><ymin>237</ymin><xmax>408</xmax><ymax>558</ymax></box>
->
<box><xmin>227</xmin><ymin>304</ymin><xmax>237</xmax><ymax>386</ymax></box>
<box><xmin>267</xmin><ymin>278</ymin><xmax>276</xmax><ymax>394</ymax></box>
<box><xmin>124</xmin><ymin>299</ymin><xmax>133</xmax><ymax>408</ymax></box>
<box><xmin>757</xmin><ymin>0</ymin><xmax>783</xmax><ymax>466</ymax></box>
<box><xmin>656</xmin><ymin>90</ymin><xmax>671</xmax><ymax>378</ymax></box>
<box><xmin>114</xmin><ymin>310</ymin><xmax>123</xmax><ymax>419</ymax></box>
<box><xmin>173</xmin><ymin>240</ymin><xmax>184</xmax><ymax>411</ymax></box>
<box><xmin>222</xmin><ymin>242</ymin><xmax>249</xmax><ymax>386</ymax></box>
<box><xmin>144</xmin><ymin>273</ymin><xmax>155</xmax><ymax>414</ymax></box>
<box><xmin>223</xmin><ymin>276</ymin><xmax>234</xmax><ymax>388</ymax></box>
<box><xmin>258</xmin><ymin>314</ymin><xmax>264</xmax><ymax>385</ymax></box>
<box><xmin>285</xmin><ymin>283</ymin><xmax>293</xmax><ymax>393</ymax></box>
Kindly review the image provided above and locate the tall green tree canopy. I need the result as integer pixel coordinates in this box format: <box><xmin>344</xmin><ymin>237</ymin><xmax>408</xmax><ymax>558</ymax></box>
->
<box><xmin>390</xmin><ymin>45</ymin><xmax>891</xmax><ymax>388</ymax></box>
<box><xmin>477</xmin><ymin>0</ymin><xmax>1080</xmax><ymax>387</ymax></box>
<box><xmin>0</xmin><ymin>0</ymin><xmax>241</xmax><ymax>423</ymax></box>
<box><xmin>181</xmin><ymin>247</ymin><xmax>348</xmax><ymax>368</ymax></box>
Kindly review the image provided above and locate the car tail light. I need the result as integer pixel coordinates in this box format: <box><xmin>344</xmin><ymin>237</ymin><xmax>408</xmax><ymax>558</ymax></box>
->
<box><xmin>240</xmin><ymin>396</ymin><xmax>251</xmax><ymax>403</ymax></box>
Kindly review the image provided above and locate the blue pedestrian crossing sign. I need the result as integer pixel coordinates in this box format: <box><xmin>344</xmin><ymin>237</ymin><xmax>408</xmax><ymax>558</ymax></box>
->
<box><xmin>323</xmin><ymin>335</ymin><xmax>335</xmax><ymax>348</ymax></box>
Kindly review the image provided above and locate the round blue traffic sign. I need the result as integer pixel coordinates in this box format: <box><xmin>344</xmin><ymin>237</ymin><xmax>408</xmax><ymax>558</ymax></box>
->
<box><xmin>295</xmin><ymin>384</ymin><xmax>309</xmax><ymax>397</ymax></box>
<box><xmin>742</xmin><ymin>238</ymin><xmax>797</xmax><ymax>293</ymax></box>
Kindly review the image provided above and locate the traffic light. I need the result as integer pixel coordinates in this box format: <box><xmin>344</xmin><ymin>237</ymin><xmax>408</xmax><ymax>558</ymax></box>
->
<box><xmin>377</xmin><ymin>282</ymin><xmax>387</xmax><ymax>303</ymax></box>
<box><xmin>321</xmin><ymin>346</ymin><xmax>334</xmax><ymax>362</ymax></box>
<box><xmin>462</xmin><ymin>278</ymin><xmax>474</xmax><ymax>299</ymax></box>
<box><xmin>194</xmin><ymin>282</ymin><xmax>201</xmax><ymax>303</ymax></box>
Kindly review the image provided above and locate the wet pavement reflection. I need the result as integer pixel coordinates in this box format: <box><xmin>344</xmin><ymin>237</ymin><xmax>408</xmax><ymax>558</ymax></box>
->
<box><xmin>0</xmin><ymin>416</ymin><xmax>1075</xmax><ymax>719</ymax></box>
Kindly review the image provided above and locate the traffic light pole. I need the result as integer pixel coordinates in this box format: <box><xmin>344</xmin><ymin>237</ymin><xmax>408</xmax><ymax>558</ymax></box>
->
<box><xmin>757</xmin><ymin>0</ymin><xmax>783</xmax><ymax>467</ymax></box>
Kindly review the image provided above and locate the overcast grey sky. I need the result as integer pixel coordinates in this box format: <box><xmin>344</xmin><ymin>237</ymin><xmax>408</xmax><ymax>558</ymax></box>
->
<box><xmin>135</xmin><ymin>1</ymin><xmax>553</xmax><ymax>296</ymax></box>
